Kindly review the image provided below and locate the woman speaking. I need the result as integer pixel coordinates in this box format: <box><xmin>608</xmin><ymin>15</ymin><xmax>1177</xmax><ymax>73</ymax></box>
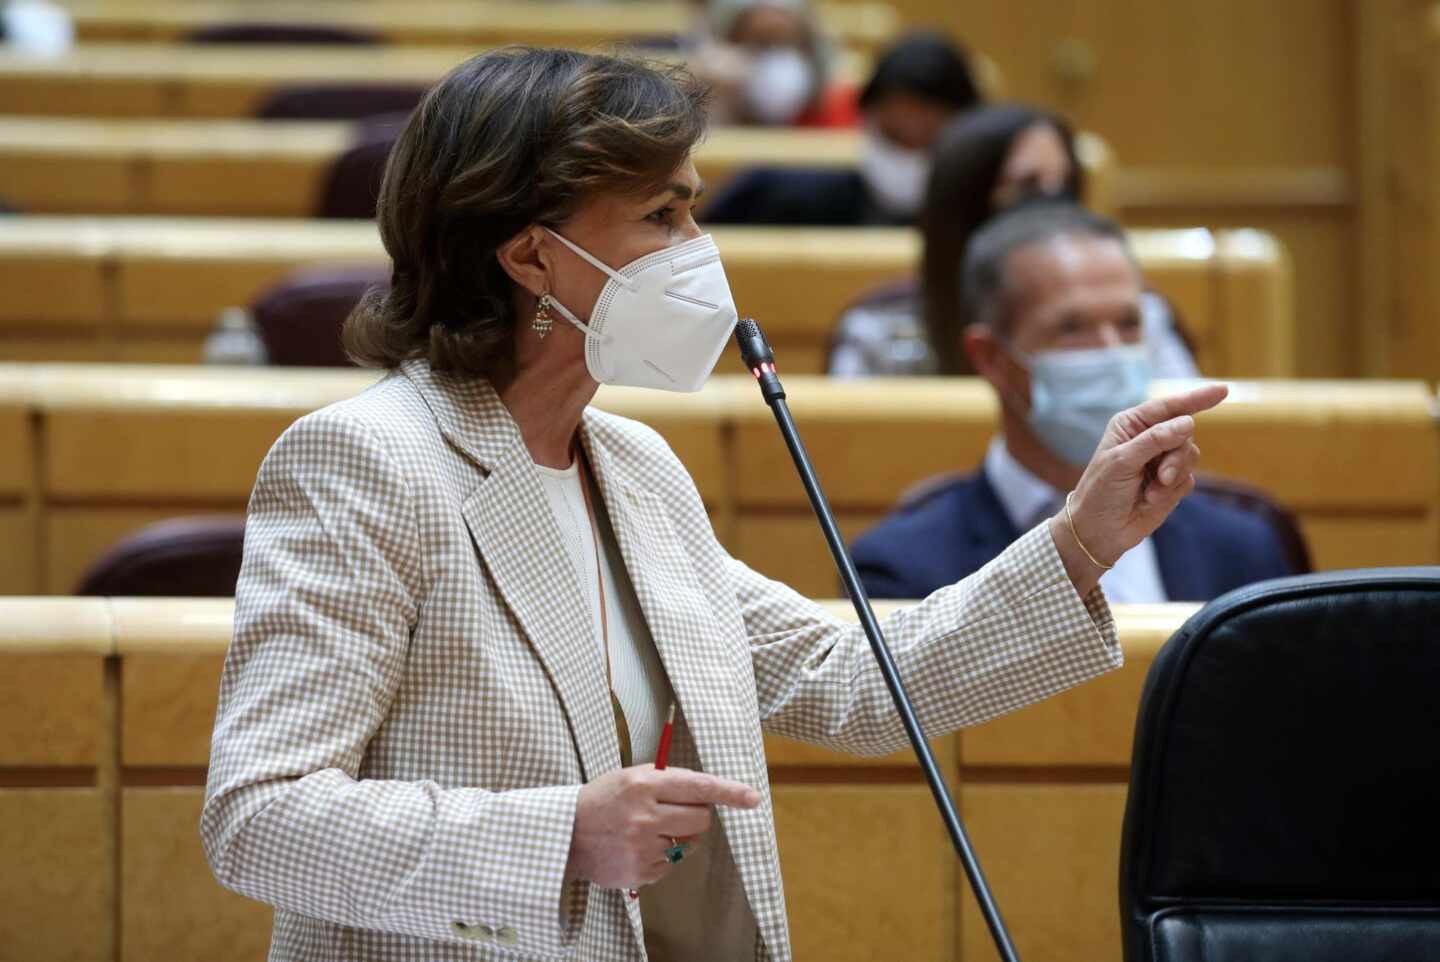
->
<box><xmin>201</xmin><ymin>47</ymin><xmax>1222</xmax><ymax>962</ymax></box>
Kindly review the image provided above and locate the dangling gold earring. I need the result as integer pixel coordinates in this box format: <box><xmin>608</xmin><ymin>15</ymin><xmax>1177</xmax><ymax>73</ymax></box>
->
<box><xmin>532</xmin><ymin>292</ymin><xmax>554</xmax><ymax>339</ymax></box>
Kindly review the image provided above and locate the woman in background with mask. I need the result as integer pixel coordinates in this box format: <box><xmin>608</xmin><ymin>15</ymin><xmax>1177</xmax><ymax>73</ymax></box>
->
<box><xmin>687</xmin><ymin>0</ymin><xmax>848</xmax><ymax>127</ymax></box>
<box><xmin>703</xmin><ymin>31</ymin><xmax>981</xmax><ymax>225</ymax></box>
<box><xmin>828</xmin><ymin>103</ymin><xmax>1199</xmax><ymax>379</ymax></box>
<box><xmin>201</xmin><ymin>47</ymin><xmax>1221</xmax><ymax>962</ymax></box>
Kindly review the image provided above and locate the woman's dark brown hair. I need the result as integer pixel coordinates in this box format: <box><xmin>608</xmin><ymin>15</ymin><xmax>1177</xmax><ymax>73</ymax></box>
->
<box><xmin>344</xmin><ymin>47</ymin><xmax>709</xmax><ymax>382</ymax></box>
<box><xmin>920</xmin><ymin>104</ymin><xmax>1083</xmax><ymax>375</ymax></box>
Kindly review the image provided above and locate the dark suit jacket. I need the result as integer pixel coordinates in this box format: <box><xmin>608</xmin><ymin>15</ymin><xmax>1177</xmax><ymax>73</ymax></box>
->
<box><xmin>702</xmin><ymin>167</ymin><xmax>912</xmax><ymax>227</ymax></box>
<box><xmin>852</xmin><ymin>469</ymin><xmax>1297</xmax><ymax>601</ymax></box>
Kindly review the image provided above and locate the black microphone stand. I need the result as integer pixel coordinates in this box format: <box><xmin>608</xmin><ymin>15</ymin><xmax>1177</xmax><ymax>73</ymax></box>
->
<box><xmin>733</xmin><ymin>319</ymin><xmax>1022</xmax><ymax>962</ymax></box>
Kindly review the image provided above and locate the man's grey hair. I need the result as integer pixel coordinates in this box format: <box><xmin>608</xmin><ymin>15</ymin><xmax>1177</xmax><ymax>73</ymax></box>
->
<box><xmin>960</xmin><ymin>200</ymin><xmax>1136</xmax><ymax>337</ymax></box>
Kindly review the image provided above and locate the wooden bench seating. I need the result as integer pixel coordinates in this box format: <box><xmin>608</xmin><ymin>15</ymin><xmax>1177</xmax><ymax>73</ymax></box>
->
<box><xmin>0</xmin><ymin>219</ymin><xmax>1291</xmax><ymax>376</ymax></box>
<box><xmin>61</xmin><ymin>0</ymin><xmax>901</xmax><ymax>54</ymax></box>
<box><xmin>0</xmin><ymin>366</ymin><xmax>1428</xmax><ymax>599</ymax></box>
<box><xmin>0</xmin><ymin>117</ymin><xmax>1114</xmax><ymax>219</ymax></box>
<box><xmin>0</xmin><ymin>43</ymin><xmax>875</xmax><ymax>119</ymax></box>
<box><xmin>0</xmin><ymin>595</ymin><xmax>1195</xmax><ymax>962</ymax></box>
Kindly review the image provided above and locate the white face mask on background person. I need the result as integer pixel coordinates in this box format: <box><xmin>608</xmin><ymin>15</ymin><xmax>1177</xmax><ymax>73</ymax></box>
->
<box><xmin>859</xmin><ymin>129</ymin><xmax>931</xmax><ymax>217</ymax></box>
<box><xmin>541</xmin><ymin>229</ymin><xmax>740</xmax><ymax>393</ymax></box>
<box><xmin>1007</xmin><ymin>343</ymin><xmax>1152</xmax><ymax>467</ymax></box>
<box><xmin>743</xmin><ymin>47</ymin><xmax>815</xmax><ymax>125</ymax></box>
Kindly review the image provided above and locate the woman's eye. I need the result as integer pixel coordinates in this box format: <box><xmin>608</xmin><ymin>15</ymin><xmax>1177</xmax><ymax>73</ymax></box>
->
<box><xmin>646</xmin><ymin>206</ymin><xmax>675</xmax><ymax>224</ymax></box>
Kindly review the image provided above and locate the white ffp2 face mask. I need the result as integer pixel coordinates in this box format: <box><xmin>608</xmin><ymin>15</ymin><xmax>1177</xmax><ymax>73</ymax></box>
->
<box><xmin>744</xmin><ymin>47</ymin><xmax>815</xmax><ymax>125</ymax></box>
<box><xmin>859</xmin><ymin>129</ymin><xmax>931</xmax><ymax>217</ymax></box>
<box><xmin>542</xmin><ymin>229</ymin><xmax>740</xmax><ymax>392</ymax></box>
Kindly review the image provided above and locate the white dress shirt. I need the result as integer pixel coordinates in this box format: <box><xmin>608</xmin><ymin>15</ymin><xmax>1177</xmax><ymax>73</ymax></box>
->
<box><xmin>534</xmin><ymin>458</ymin><xmax>758</xmax><ymax>962</ymax></box>
<box><xmin>984</xmin><ymin>438</ymin><xmax>1169</xmax><ymax>603</ymax></box>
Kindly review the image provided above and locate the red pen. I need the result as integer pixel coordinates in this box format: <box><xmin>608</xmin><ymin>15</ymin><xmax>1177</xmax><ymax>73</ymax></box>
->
<box><xmin>654</xmin><ymin>702</ymin><xmax>677</xmax><ymax>770</ymax></box>
<box><xmin>630</xmin><ymin>702</ymin><xmax>677</xmax><ymax>899</ymax></box>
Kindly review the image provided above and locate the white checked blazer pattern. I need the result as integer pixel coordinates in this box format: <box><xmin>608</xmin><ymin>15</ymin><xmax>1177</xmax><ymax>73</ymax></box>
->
<box><xmin>201</xmin><ymin>358</ymin><xmax>1122</xmax><ymax>962</ymax></box>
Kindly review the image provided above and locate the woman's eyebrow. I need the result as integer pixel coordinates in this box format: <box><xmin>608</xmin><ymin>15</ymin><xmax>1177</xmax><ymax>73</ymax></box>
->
<box><xmin>665</xmin><ymin>181</ymin><xmax>706</xmax><ymax>200</ymax></box>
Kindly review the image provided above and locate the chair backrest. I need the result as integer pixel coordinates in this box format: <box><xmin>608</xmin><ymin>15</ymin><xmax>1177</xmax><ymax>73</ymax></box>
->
<box><xmin>1119</xmin><ymin>568</ymin><xmax>1440</xmax><ymax>962</ymax></box>
<box><xmin>256</xmin><ymin>85</ymin><xmax>428</xmax><ymax>121</ymax></box>
<box><xmin>250</xmin><ymin>264</ymin><xmax>388</xmax><ymax>366</ymax></box>
<box><xmin>75</xmin><ymin>517</ymin><xmax>247</xmax><ymax>596</ymax></box>
<box><xmin>186</xmin><ymin>23</ymin><xmax>380</xmax><ymax>45</ymax></box>
<box><xmin>1193</xmin><ymin>473</ymin><xmax>1312</xmax><ymax>574</ymax></box>
<box><xmin>315</xmin><ymin>116</ymin><xmax>405</xmax><ymax>218</ymax></box>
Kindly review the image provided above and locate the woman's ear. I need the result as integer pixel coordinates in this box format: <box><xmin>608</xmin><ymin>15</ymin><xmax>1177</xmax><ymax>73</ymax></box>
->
<box><xmin>496</xmin><ymin>225</ymin><xmax>552</xmax><ymax>297</ymax></box>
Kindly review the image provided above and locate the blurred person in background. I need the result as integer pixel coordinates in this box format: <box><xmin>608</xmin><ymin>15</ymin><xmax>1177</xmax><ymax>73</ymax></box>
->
<box><xmin>827</xmin><ymin>103</ymin><xmax>1199</xmax><ymax>378</ymax></box>
<box><xmin>703</xmin><ymin>31</ymin><xmax>981</xmax><ymax>224</ymax></box>
<box><xmin>851</xmin><ymin>201</ymin><xmax>1295</xmax><ymax>602</ymax></box>
<box><xmin>687</xmin><ymin>0</ymin><xmax>850</xmax><ymax>127</ymax></box>
<box><xmin>0</xmin><ymin>0</ymin><xmax>73</xmax><ymax>55</ymax></box>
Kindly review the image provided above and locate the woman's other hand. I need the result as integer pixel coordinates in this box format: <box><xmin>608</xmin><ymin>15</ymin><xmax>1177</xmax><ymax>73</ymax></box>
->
<box><xmin>565</xmin><ymin>765</ymin><xmax>761</xmax><ymax>889</ymax></box>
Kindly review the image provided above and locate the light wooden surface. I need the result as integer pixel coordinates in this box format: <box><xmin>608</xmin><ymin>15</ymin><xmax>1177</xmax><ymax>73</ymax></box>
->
<box><xmin>0</xmin><ymin>596</ymin><xmax>1194</xmax><ymax>962</ymax></box>
<box><xmin>0</xmin><ymin>42</ymin><xmax>873</xmax><ymax>118</ymax></box>
<box><xmin>1</xmin><ymin>365</ymin><xmax>1431</xmax><ymax>599</ymax></box>
<box><xmin>0</xmin><ymin>790</ymin><xmax>110</xmax><ymax>962</ymax></box>
<box><xmin>0</xmin><ymin>218</ymin><xmax>1291</xmax><ymax>377</ymax></box>
<box><xmin>63</xmin><ymin>0</ymin><xmax>900</xmax><ymax>54</ymax></box>
<box><xmin>0</xmin><ymin>117</ymin><xmax>1114</xmax><ymax>218</ymax></box>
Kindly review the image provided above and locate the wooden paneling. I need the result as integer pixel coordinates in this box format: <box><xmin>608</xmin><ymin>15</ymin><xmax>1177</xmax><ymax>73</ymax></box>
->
<box><xmin>123</xmin><ymin>655</ymin><xmax>226</xmax><ymax>768</ymax></box>
<box><xmin>736</xmin><ymin>514</ymin><xmax>883</xmax><ymax>599</ymax></box>
<box><xmin>1301</xmin><ymin>514</ymin><xmax>1440</xmax><ymax>572</ymax></box>
<box><xmin>773</xmin><ymin>785</ymin><xmax>957</xmax><ymax>962</ymax></box>
<box><xmin>959</xmin><ymin>784</ymin><xmax>1128</xmax><ymax>962</ymax></box>
<box><xmin>0</xmin><ymin>789</ymin><xmax>111</xmax><ymax>962</ymax></box>
<box><xmin>960</xmin><ymin>605</ymin><xmax>1190</xmax><ymax>767</ymax></box>
<box><xmin>0</xmin><ymin>509</ymin><xmax>38</xmax><ymax>594</ymax></box>
<box><xmin>45</xmin><ymin>409</ymin><xmax>310</xmax><ymax>499</ymax></box>
<box><xmin>122</xmin><ymin>788</ymin><xmax>274</xmax><ymax>962</ymax></box>
<box><xmin>0</xmin><ymin>654</ymin><xmax>105</xmax><ymax>765</ymax></box>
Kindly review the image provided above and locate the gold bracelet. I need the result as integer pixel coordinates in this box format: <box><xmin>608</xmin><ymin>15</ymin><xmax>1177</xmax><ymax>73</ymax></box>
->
<box><xmin>1065</xmin><ymin>491</ymin><xmax>1113</xmax><ymax>571</ymax></box>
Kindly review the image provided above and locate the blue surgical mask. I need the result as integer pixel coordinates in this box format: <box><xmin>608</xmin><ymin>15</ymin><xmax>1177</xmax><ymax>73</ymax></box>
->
<box><xmin>1008</xmin><ymin>343</ymin><xmax>1152</xmax><ymax>467</ymax></box>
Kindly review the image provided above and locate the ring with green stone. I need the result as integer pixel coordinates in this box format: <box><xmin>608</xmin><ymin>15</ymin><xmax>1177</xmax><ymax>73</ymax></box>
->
<box><xmin>664</xmin><ymin>838</ymin><xmax>692</xmax><ymax>864</ymax></box>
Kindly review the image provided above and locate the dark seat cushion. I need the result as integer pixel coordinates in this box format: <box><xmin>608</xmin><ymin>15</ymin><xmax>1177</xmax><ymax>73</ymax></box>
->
<box><xmin>1152</xmin><ymin>909</ymin><xmax>1440</xmax><ymax>962</ymax></box>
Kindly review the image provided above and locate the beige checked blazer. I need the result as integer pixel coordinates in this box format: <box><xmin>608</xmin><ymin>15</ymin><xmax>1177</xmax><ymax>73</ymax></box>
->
<box><xmin>201</xmin><ymin>357</ymin><xmax>1121</xmax><ymax>962</ymax></box>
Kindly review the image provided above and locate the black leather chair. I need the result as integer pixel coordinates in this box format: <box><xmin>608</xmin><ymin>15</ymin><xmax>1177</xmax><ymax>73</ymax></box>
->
<box><xmin>75</xmin><ymin>517</ymin><xmax>247</xmax><ymax>597</ymax></box>
<box><xmin>1120</xmin><ymin>567</ymin><xmax>1440</xmax><ymax>961</ymax></box>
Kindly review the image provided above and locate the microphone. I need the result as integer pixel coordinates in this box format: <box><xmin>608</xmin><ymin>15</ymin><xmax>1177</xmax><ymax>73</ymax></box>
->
<box><xmin>733</xmin><ymin>318</ymin><xmax>1023</xmax><ymax>962</ymax></box>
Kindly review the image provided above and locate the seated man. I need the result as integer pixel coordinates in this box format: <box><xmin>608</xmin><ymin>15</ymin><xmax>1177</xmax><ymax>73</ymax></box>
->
<box><xmin>851</xmin><ymin>201</ymin><xmax>1298</xmax><ymax>601</ymax></box>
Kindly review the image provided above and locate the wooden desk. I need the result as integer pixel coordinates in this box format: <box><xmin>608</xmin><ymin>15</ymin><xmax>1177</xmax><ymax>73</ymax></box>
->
<box><xmin>1</xmin><ymin>364</ymin><xmax>1425</xmax><ymax>597</ymax></box>
<box><xmin>0</xmin><ymin>42</ymin><xmax>872</xmax><ymax>119</ymax></box>
<box><xmin>0</xmin><ymin>116</ymin><xmax>1112</xmax><ymax>218</ymax></box>
<box><xmin>0</xmin><ymin>217</ymin><xmax>1289</xmax><ymax>375</ymax></box>
<box><xmin>63</xmin><ymin>0</ymin><xmax>899</xmax><ymax>54</ymax></box>
<box><xmin>0</xmin><ymin>596</ymin><xmax>1193</xmax><ymax>962</ymax></box>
